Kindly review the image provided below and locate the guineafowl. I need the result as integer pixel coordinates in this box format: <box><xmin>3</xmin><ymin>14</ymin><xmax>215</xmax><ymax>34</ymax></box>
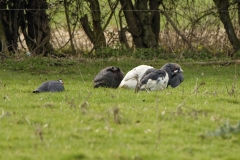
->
<box><xmin>33</xmin><ymin>79</ymin><xmax>64</xmax><ymax>93</ymax></box>
<box><xmin>93</xmin><ymin>66</ymin><xmax>124</xmax><ymax>88</ymax></box>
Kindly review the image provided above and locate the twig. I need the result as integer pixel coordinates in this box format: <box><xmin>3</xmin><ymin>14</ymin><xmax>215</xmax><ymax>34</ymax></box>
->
<box><xmin>160</xmin><ymin>9</ymin><xmax>193</xmax><ymax>49</ymax></box>
<box><xmin>193</xmin><ymin>78</ymin><xmax>205</xmax><ymax>94</ymax></box>
<box><xmin>80</xmin><ymin>92</ymin><xmax>92</xmax><ymax>114</ymax></box>
<box><xmin>227</xmin><ymin>64</ymin><xmax>237</xmax><ymax>96</ymax></box>
<box><xmin>184</xmin><ymin>60</ymin><xmax>240</xmax><ymax>66</ymax></box>
<box><xmin>0</xmin><ymin>108</ymin><xmax>5</xmax><ymax>119</ymax></box>
<box><xmin>176</xmin><ymin>100</ymin><xmax>185</xmax><ymax>116</ymax></box>
<box><xmin>193</xmin><ymin>78</ymin><xmax>199</xmax><ymax>94</ymax></box>
<box><xmin>113</xmin><ymin>107</ymin><xmax>121</xmax><ymax>124</ymax></box>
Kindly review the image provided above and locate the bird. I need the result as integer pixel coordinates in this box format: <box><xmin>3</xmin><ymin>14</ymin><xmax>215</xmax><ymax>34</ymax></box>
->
<box><xmin>118</xmin><ymin>65</ymin><xmax>154</xmax><ymax>89</ymax></box>
<box><xmin>138</xmin><ymin>69</ymin><xmax>169</xmax><ymax>91</ymax></box>
<box><xmin>137</xmin><ymin>63</ymin><xmax>184</xmax><ymax>92</ymax></box>
<box><xmin>93</xmin><ymin>66</ymin><xmax>124</xmax><ymax>88</ymax></box>
<box><xmin>160</xmin><ymin>63</ymin><xmax>184</xmax><ymax>88</ymax></box>
<box><xmin>33</xmin><ymin>79</ymin><xmax>64</xmax><ymax>93</ymax></box>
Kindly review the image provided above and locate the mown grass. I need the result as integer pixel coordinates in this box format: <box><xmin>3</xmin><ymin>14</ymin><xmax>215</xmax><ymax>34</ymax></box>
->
<box><xmin>0</xmin><ymin>56</ymin><xmax>240</xmax><ymax>160</ymax></box>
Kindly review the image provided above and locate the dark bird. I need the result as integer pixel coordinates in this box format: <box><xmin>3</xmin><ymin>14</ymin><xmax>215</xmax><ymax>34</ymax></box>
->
<box><xmin>93</xmin><ymin>66</ymin><xmax>124</xmax><ymax>88</ymax></box>
<box><xmin>33</xmin><ymin>79</ymin><xmax>64</xmax><ymax>93</ymax></box>
<box><xmin>137</xmin><ymin>63</ymin><xmax>184</xmax><ymax>92</ymax></box>
<box><xmin>160</xmin><ymin>63</ymin><xmax>184</xmax><ymax>88</ymax></box>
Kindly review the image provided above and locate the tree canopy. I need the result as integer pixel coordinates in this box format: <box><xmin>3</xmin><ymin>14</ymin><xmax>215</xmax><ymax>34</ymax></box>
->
<box><xmin>1</xmin><ymin>0</ymin><xmax>240</xmax><ymax>58</ymax></box>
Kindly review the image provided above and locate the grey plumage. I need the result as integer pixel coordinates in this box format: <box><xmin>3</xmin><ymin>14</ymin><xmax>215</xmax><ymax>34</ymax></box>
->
<box><xmin>139</xmin><ymin>68</ymin><xmax>157</xmax><ymax>82</ymax></box>
<box><xmin>94</xmin><ymin>66</ymin><xmax>124</xmax><ymax>88</ymax></box>
<box><xmin>168</xmin><ymin>72</ymin><xmax>184</xmax><ymax>88</ymax></box>
<box><xmin>33</xmin><ymin>79</ymin><xmax>64</xmax><ymax>93</ymax></box>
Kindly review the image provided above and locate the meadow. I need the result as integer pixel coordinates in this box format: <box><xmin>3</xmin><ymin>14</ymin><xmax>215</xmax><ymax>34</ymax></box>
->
<box><xmin>0</xmin><ymin>56</ymin><xmax>240</xmax><ymax>160</ymax></box>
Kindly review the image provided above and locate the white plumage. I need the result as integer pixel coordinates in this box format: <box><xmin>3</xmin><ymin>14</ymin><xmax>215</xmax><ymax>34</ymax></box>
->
<box><xmin>118</xmin><ymin>65</ymin><xmax>154</xmax><ymax>89</ymax></box>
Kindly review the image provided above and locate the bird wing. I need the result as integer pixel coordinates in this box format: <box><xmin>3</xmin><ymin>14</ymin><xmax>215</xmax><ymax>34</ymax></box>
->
<box><xmin>33</xmin><ymin>81</ymin><xmax>50</xmax><ymax>93</ymax></box>
<box><xmin>139</xmin><ymin>68</ymin><xmax>157</xmax><ymax>82</ymax></box>
<box><xmin>93</xmin><ymin>68</ymin><xmax>115</xmax><ymax>86</ymax></box>
<box><xmin>48</xmin><ymin>81</ymin><xmax>64</xmax><ymax>92</ymax></box>
<box><xmin>140</xmin><ymin>70</ymin><xmax>167</xmax><ymax>85</ymax></box>
<box><xmin>94</xmin><ymin>66</ymin><xmax>124</xmax><ymax>88</ymax></box>
<box><xmin>94</xmin><ymin>70</ymin><xmax>108</xmax><ymax>82</ymax></box>
<box><xmin>33</xmin><ymin>81</ymin><xmax>64</xmax><ymax>93</ymax></box>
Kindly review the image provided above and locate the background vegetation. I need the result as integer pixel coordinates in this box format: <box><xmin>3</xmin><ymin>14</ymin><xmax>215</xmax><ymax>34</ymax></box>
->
<box><xmin>1</xmin><ymin>0</ymin><xmax>240</xmax><ymax>59</ymax></box>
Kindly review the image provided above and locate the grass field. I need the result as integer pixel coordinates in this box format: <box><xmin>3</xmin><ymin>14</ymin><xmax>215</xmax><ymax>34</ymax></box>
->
<box><xmin>0</xmin><ymin>57</ymin><xmax>240</xmax><ymax>160</ymax></box>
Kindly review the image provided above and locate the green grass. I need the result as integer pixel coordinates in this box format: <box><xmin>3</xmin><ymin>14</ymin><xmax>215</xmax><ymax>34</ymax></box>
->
<box><xmin>0</xmin><ymin>57</ymin><xmax>240</xmax><ymax>160</ymax></box>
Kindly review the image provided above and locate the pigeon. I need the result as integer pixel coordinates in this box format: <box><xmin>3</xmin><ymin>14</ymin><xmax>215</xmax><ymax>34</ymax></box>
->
<box><xmin>93</xmin><ymin>66</ymin><xmax>124</xmax><ymax>88</ymax></box>
<box><xmin>33</xmin><ymin>79</ymin><xmax>64</xmax><ymax>93</ymax></box>
<box><xmin>137</xmin><ymin>63</ymin><xmax>184</xmax><ymax>92</ymax></box>
<box><xmin>118</xmin><ymin>65</ymin><xmax>154</xmax><ymax>89</ymax></box>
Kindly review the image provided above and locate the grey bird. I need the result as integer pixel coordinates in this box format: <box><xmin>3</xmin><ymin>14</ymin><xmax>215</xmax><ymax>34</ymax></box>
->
<box><xmin>160</xmin><ymin>63</ymin><xmax>184</xmax><ymax>88</ymax></box>
<box><xmin>33</xmin><ymin>79</ymin><xmax>64</xmax><ymax>93</ymax></box>
<box><xmin>93</xmin><ymin>66</ymin><xmax>124</xmax><ymax>88</ymax></box>
<box><xmin>137</xmin><ymin>63</ymin><xmax>184</xmax><ymax>92</ymax></box>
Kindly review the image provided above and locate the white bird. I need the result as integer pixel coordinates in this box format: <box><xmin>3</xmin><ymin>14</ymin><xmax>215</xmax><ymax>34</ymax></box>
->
<box><xmin>33</xmin><ymin>79</ymin><xmax>64</xmax><ymax>93</ymax></box>
<box><xmin>118</xmin><ymin>65</ymin><xmax>154</xmax><ymax>89</ymax></box>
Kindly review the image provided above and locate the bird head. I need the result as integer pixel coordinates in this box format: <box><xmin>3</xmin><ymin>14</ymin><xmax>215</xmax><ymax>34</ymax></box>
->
<box><xmin>160</xmin><ymin>63</ymin><xmax>183</xmax><ymax>76</ymax></box>
<box><xmin>160</xmin><ymin>63</ymin><xmax>184</xmax><ymax>87</ymax></box>
<box><xmin>107</xmin><ymin>66</ymin><xmax>120</xmax><ymax>73</ymax></box>
<box><xmin>58</xmin><ymin>79</ymin><xmax>64</xmax><ymax>84</ymax></box>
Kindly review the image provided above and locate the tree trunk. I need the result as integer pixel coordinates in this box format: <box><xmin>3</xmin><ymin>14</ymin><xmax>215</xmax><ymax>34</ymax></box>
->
<box><xmin>80</xmin><ymin>15</ymin><xmax>95</xmax><ymax>44</ymax></box>
<box><xmin>119</xmin><ymin>0</ymin><xmax>160</xmax><ymax>48</ymax></box>
<box><xmin>238</xmin><ymin>1</ymin><xmax>240</xmax><ymax>25</ymax></box>
<box><xmin>24</xmin><ymin>0</ymin><xmax>53</xmax><ymax>55</ymax></box>
<box><xmin>213</xmin><ymin>0</ymin><xmax>240</xmax><ymax>54</ymax></box>
<box><xmin>1</xmin><ymin>0</ymin><xmax>21</xmax><ymax>53</ymax></box>
<box><xmin>135</xmin><ymin>0</ymin><xmax>157</xmax><ymax>48</ymax></box>
<box><xmin>150</xmin><ymin>0</ymin><xmax>160</xmax><ymax>44</ymax></box>
<box><xmin>119</xmin><ymin>0</ymin><xmax>143</xmax><ymax>47</ymax></box>
<box><xmin>80</xmin><ymin>0</ymin><xmax>106</xmax><ymax>55</ymax></box>
<box><xmin>89</xmin><ymin>0</ymin><xmax>106</xmax><ymax>49</ymax></box>
<box><xmin>0</xmin><ymin>1</ymin><xmax>9</xmax><ymax>54</ymax></box>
